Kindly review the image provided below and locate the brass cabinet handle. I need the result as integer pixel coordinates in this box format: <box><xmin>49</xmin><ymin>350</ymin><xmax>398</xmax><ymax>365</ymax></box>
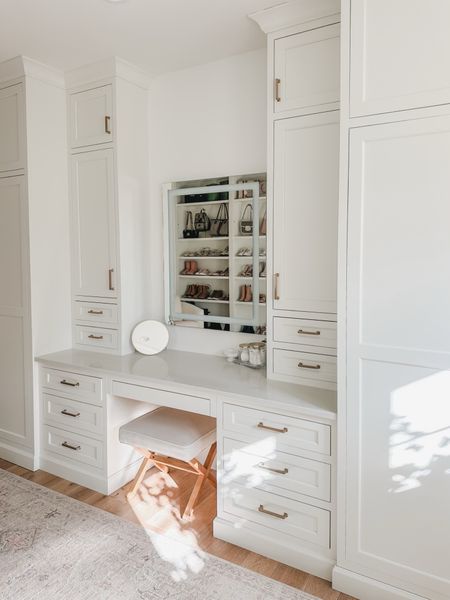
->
<box><xmin>298</xmin><ymin>362</ymin><xmax>321</xmax><ymax>370</ymax></box>
<box><xmin>62</xmin><ymin>441</ymin><xmax>81</xmax><ymax>451</ymax></box>
<box><xmin>274</xmin><ymin>78</ymin><xmax>281</xmax><ymax>102</ymax></box>
<box><xmin>108</xmin><ymin>268</ymin><xmax>114</xmax><ymax>291</ymax></box>
<box><xmin>258</xmin><ymin>504</ymin><xmax>288</xmax><ymax>519</ymax></box>
<box><xmin>88</xmin><ymin>334</ymin><xmax>104</xmax><ymax>340</ymax></box>
<box><xmin>298</xmin><ymin>329</ymin><xmax>321</xmax><ymax>336</ymax></box>
<box><xmin>104</xmin><ymin>115</ymin><xmax>111</xmax><ymax>134</ymax></box>
<box><xmin>61</xmin><ymin>409</ymin><xmax>80</xmax><ymax>418</ymax></box>
<box><xmin>87</xmin><ymin>309</ymin><xmax>104</xmax><ymax>315</ymax></box>
<box><xmin>258</xmin><ymin>462</ymin><xmax>288</xmax><ymax>475</ymax></box>
<box><xmin>60</xmin><ymin>379</ymin><xmax>79</xmax><ymax>387</ymax></box>
<box><xmin>258</xmin><ymin>422</ymin><xmax>288</xmax><ymax>434</ymax></box>
<box><xmin>274</xmin><ymin>273</ymin><xmax>280</xmax><ymax>300</ymax></box>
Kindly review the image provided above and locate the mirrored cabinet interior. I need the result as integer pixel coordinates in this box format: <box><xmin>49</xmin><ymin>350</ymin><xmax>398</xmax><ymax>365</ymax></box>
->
<box><xmin>164</xmin><ymin>173</ymin><xmax>267</xmax><ymax>335</ymax></box>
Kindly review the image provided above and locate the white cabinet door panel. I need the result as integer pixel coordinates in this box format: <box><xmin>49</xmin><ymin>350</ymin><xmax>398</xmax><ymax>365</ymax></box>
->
<box><xmin>71</xmin><ymin>149</ymin><xmax>117</xmax><ymax>298</ymax></box>
<box><xmin>0</xmin><ymin>83</ymin><xmax>25</xmax><ymax>173</ymax></box>
<box><xmin>273</xmin><ymin>112</ymin><xmax>339</xmax><ymax>314</ymax></box>
<box><xmin>345</xmin><ymin>116</ymin><xmax>450</xmax><ymax>598</ymax></box>
<box><xmin>69</xmin><ymin>85</ymin><xmax>113</xmax><ymax>149</ymax></box>
<box><xmin>350</xmin><ymin>0</ymin><xmax>450</xmax><ymax>117</ymax></box>
<box><xmin>274</xmin><ymin>23</ymin><xmax>340</xmax><ymax>115</ymax></box>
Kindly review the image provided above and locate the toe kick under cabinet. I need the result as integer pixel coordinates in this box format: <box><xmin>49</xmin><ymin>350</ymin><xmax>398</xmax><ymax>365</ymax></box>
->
<box><xmin>215</xmin><ymin>399</ymin><xmax>336</xmax><ymax>580</ymax></box>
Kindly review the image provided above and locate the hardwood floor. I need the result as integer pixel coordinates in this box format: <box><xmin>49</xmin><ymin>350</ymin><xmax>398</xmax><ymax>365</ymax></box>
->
<box><xmin>0</xmin><ymin>458</ymin><xmax>356</xmax><ymax>600</ymax></box>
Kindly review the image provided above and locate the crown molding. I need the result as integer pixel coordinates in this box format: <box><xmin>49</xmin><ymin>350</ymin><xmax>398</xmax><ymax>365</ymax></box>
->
<box><xmin>65</xmin><ymin>57</ymin><xmax>152</xmax><ymax>90</ymax></box>
<box><xmin>249</xmin><ymin>0</ymin><xmax>340</xmax><ymax>34</ymax></box>
<box><xmin>0</xmin><ymin>56</ymin><xmax>65</xmax><ymax>88</ymax></box>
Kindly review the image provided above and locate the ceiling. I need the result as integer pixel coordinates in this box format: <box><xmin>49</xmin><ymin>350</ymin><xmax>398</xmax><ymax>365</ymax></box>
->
<box><xmin>0</xmin><ymin>0</ymin><xmax>276</xmax><ymax>76</ymax></box>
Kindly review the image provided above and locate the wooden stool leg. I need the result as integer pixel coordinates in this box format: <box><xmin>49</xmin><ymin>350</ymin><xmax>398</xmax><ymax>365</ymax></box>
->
<box><xmin>128</xmin><ymin>456</ymin><xmax>152</xmax><ymax>496</ymax></box>
<box><xmin>203</xmin><ymin>442</ymin><xmax>217</xmax><ymax>488</ymax></box>
<box><xmin>183</xmin><ymin>471</ymin><xmax>205</xmax><ymax>518</ymax></box>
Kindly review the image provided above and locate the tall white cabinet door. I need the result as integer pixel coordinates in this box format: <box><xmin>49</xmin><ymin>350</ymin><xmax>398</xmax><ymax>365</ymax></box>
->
<box><xmin>0</xmin><ymin>83</ymin><xmax>25</xmax><ymax>173</ymax></box>
<box><xmin>273</xmin><ymin>112</ymin><xmax>339</xmax><ymax>314</ymax></box>
<box><xmin>274</xmin><ymin>23</ymin><xmax>340</xmax><ymax>115</ymax></box>
<box><xmin>0</xmin><ymin>177</ymin><xmax>32</xmax><ymax>449</ymax></box>
<box><xmin>350</xmin><ymin>0</ymin><xmax>450</xmax><ymax>117</ymax></box>
<box><xmin>69</xmin><ymin>85</ymin><xmax>113</xmax><ymax>149</ymax></box>
<box><xmin>345</xmin><ymin>116</ymin><xmax>450</xmax><ymax>599</ymax></box>
<box><xmin>71</xmin><ymin>149</ymin><xmax>117</xmax><ymax>298</ymax></box>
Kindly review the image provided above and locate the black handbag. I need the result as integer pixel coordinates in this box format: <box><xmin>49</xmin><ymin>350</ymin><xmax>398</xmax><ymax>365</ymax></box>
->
<box><xmin>183</xmin><ymin>211</ymin><xmax>199</xmax><ymax>239</ymax></box>
<box><xmin>239</xmin><ymin>203</ymin><xmax>253</xmax><ymax>236</ymax></box>
<box><xmin>210</xmin><ymin>203</ymin><xmax>229</xmax><ymax>237</ymax></box>
<box><xmin>194</xmin><ymin>209</ymin><xmax>211</xmax><ymax>232</ymax></box>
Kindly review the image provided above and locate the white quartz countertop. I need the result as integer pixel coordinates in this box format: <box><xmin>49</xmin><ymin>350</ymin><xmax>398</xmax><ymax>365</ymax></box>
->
<box><xmin>37</xmin><ymin>348</ymin><xmax>337</xmax><ymax>420</ymax></box>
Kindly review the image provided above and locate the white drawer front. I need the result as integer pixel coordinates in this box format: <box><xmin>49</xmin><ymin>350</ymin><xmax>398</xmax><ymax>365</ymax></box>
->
<box><xmin>74</xmin><ymin>325</ymin><xmax>118</xmax><ymax>350</ymax></box>
<box><xmin>112</xmin><ymin>380</ymin><xmax>211</xmax><ymax>417</ymax></box>
<box><xmin>41</xmin><ymin>367</ymin><xmax>102</xmax><ymax>406</ymax></box>
<box><xmin>224</xmin><ymin>483</ymin><xmax>330</xmax><ymax>549</ymax></box>
<box><xmin>223</xmin><ymin>437</ymin><xmax>331</xmax><ymax>502</ymax></box>
<box><xmin>273</xmin><ymin>317</ymin><xmax>336</xmax><ymax>350</ymax></box>
<box><xmin>43</xmin><ymin>393</ymin><xmax>103</xmax><ymax>438</ymax></box>
<box><xmin>73</xmin><ymin>301</ymin><xmax>118</xmax><ymax>325</ymax></box>
<box><xmin>42</xmin><ymin>424</ymin><xmax>103</xmax><ymax>469</ymax></box>
<box><xmin>223</xmin><ymin>404</ymin><xmax>331</xmax><ymax>456</ymax></box>
<box><xmin>273</xmin><ymin>349</ymin><xmax>337</xmax><ymax>385</ymax></box>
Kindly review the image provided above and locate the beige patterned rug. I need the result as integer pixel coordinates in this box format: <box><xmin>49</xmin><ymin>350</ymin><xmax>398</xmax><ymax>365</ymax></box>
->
<box><xmin>0</xmin><ymin>469</ymin><xmax>320</xmax><ymax>600</ymax></box>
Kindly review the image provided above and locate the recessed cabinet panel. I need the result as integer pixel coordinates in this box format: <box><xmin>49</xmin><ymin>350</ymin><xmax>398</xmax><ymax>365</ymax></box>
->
<box><xmin>0</xmin><ymin>178</ymin><xmax>24</xmax><ymax>308</ymax></box>
<box><xmin>273</xmin><ymin>112</ymin><xmax>339</xmax><ymax>314</ymax></box>
<box><xmin>350</xmin><ymin>0</ymin><xmax>450</xmax><ymax>117</ymax></box>
<box><xmin>0</xmin><ymin>84</ymin><xmax>25</xmax><ymax>173</ymax></box>
<box><xmin>274</xmin><ymin>24</ymin><xmax>340</xmax><ymax>115</ymax></box>
<box><xmin>69</xmin><ymin>85</ymin><xmax>113</xmax><ymax>148</ymax></box>
<box><xmin>71</xmin><ymin>149</ymin><xmax>117</xmax><ymax>298</ymax></box>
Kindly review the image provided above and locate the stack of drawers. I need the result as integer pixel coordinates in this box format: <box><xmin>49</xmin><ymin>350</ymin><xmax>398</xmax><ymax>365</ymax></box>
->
<box><xmin>40</xmin><ymin>367</ymin><xmax>105</xmax><ymax>473</ymax></box>
<box><xmin>272</xmin><ymin>317</ymin><xmax>337</xmax><ymax>389</ymax></box>
<box><xmin>218</xmin><ymin>401</ymin><xmax>335</xmax><ymax>569</ymax></box>
<box><xmin>73</xmin><ymin>300</ymin><xmax>119</xmax><ymax>352</ymax></box>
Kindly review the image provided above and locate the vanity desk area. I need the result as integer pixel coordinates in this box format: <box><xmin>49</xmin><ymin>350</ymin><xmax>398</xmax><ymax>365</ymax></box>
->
<box><xmin>37</xmin><ymin>348</ymin><xmax>337</xmax><ymax>579</ymax></box>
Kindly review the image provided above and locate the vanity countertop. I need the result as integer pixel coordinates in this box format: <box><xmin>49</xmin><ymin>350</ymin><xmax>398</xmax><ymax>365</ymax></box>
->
<box><xmin>37</xmin><ymin>348</ymin><xmax>337</xmax><ymax>420</ymax></box>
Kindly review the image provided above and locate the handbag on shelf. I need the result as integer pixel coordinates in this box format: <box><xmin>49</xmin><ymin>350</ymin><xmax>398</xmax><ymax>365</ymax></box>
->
<box><xmin>194</xmin><ymin>208</ymin><xmax>211</xmax><ymax>232</ymax></box>
<box><xmin>210</xmin><ymin>203</ymin><xmax>229</xmax><ymax>237</ymax></box>
<box><xmin>239</xmin><ymin>203</ymin><xmax>253</xmax><ymax>236</ymax></box>
<box><xmin>183</xmin><ymin>210</ymin><xmax>199</xmax><ymax>239</ymax></box>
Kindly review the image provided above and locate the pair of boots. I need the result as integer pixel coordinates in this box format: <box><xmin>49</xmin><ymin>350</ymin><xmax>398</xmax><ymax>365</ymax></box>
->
<box><xmin>180</xmin><ymin>260</ymin><xmax>198</xmax><ymax>275</ymax></box>
<box><xmin>183</xmin><ymin>284</ymin><xmax>211</xmax><ymax>299</ymax></box>
<box><xmin>238</xmin><ymin>284</ymin><xmax>253</xmax><ymax>302</ymax></box>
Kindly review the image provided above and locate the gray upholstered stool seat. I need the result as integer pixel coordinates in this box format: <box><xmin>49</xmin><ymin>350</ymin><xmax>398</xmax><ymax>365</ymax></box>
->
<box><xmin>119</xmin><ymin>407</ymin><xmax>217</xmax><ymax>518</ymax></box>
<box><xmin>119</xmin><ymin>407</ymin><xmax>216</xmax><ymax>461</ymax></box>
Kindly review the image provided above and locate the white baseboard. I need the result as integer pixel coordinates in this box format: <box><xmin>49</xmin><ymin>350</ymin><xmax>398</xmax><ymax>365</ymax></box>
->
<box><xmin>0</xmin><ymin>440</ymin><xmax>37</xmax><ymax>470</ymax></box>
<box><xmin>213</xmin><ymin>516</ymin><xmax>335</xmax><ymax>580</ymax></box>
<box><xmin>39</xmin><ymin>454</ymin><xmax>108</xmax><ymax>494</ymax></box>
<box><xmin>106</xmin><ymin>459</ymin><xmax>141</xmax><ymax>494</ymax></box>
<box><xmin>332</xmin><ymin>566</ymin><xmax>429</xmax><ymax>600</ymax></box>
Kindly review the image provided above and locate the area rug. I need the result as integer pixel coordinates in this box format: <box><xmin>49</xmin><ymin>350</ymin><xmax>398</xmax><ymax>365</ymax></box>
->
<box><xmin>0</xmin><ymin>469</ymin><xmax>320</xmax><ymax>600</ymax></box>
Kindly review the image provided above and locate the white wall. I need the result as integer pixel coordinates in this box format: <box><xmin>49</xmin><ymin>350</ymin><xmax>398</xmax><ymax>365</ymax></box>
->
<box><xmin>148</xmin><ymin>48</ymin><xmax>267</xmax><ymax>355</ymax></box>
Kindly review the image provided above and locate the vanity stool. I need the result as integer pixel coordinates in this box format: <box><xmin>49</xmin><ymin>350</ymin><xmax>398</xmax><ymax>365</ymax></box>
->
<box><xmin>119</xmin><ymin>407</ymin><xmax>217</xmax><ymax>518</ymax></box>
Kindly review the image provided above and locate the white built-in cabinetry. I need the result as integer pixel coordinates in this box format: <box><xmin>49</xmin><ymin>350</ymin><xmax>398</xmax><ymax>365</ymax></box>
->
<box><xmin>253</xmin><ymin>6</ymin><xmax>340</xmax><ymax>390</ymax></box>
<box><xmin>0</xmin><ymin>57</ymin><xmax>71</xmax><ymax>469</ymax></box>
<box><xmin>335</xmin><ymin>2</ymin><xmax>450</xmax><ymax>600</ymax></box>
<box><xmin>66</xmin><ymin>59</ymin><xmax>150</xmax><ymax>355</ymax></box>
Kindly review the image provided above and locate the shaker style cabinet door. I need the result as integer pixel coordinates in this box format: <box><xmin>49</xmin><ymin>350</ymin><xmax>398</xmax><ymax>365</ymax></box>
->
<box><xmin>70</xmin><ymin>149</ymin><xmax>117</xmax><ymax>298</ymax></box>
<box><xmin>0</xmin><ymin>83</ymin><xmax>25</xmax><ymax>173</ymax></box>
<box><xmin>273</xmin><ymin>23</ymin><xmax>340</xmax><ymax>115</ymax></box>
<box><xmin>350</xmin><ymin>0</ymin><xmax>450</xmax><ymax>117</ymax></box>
<box><xmin>69</xmin><ymin>85</ymin><xmax>113</xmax><ymax>149</ymax></box>
<box><xmin>344</xmin><ymin>116</ymin><xmax>450</xmax><ymax>599</ymax></box>
<box><xmin>272</xmin><ymin>112</ymin><xmax>339</xmax><ymax>314</ymax></box>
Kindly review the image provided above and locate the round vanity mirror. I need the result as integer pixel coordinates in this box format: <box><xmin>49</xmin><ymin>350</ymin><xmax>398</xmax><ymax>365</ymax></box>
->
<box><xmin>131</xmin><ymin>320</ymin><xmax>169</xmax><ymax>355</ymax></box>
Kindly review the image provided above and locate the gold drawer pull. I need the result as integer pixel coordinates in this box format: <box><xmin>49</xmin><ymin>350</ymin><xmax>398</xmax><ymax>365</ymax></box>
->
<box><xmin>274</xmin><ymin>273</ymin><xmax>280</xmax><ymax>300</ymax></box>
<box><xmin>88</xmin><ymin>309</ymin><xmax>104</xmax><ymax>315</ymax></box>
<box><xmin>297</xmin><ymin>329</ymin><xmax>321</xmax><ymax>336</ymax></box>
<box><xmin>62</xmin><ymin>441</ymin><xmax>81</xmax><ymax>451</ymax></box>
<box><xmin>274</xmin><ymin>78</ymin><xmax>281</xmax><ymax>102</ymax></box>
<box><xmin>60</xmin><ymin>379</ymin><xmax>79</xmax><ymax>387</ymax></box>
<box><xmin>298</xmin><ymin>362</ymin><xmax>321</xmax><ymax>370</ymax></box>
<box><xmin>88</xmin><ymin>334</ymin><xmax>104</xmax><ymax>340</ymax></box>
<box><xmin>258</xmin><ymin>463</ymin><xmax>288</xmax><ymax>475</ymax></box>
<box><xmin>108</xmin><ymin>268</ymin><xmax>115</xmax><ymax>291</ymax></box>
<box><xmin>61</xmin><ymin>409</ymin><xmax>80</xmax><ymax>418</ymax></box>
<box><xmin>257</xmin><ymin>422</ymin><xmax>288</xmax><ymax>434</ymax></box>
<box><xmin>105</xmin><ymin>115</ymin><xmax>111</xmax><ymax>134</ymax></box>
<box><xmin>258</xmin><ymin>504</ymin><xmax>288</xmax><ymax>520</ymax></box>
